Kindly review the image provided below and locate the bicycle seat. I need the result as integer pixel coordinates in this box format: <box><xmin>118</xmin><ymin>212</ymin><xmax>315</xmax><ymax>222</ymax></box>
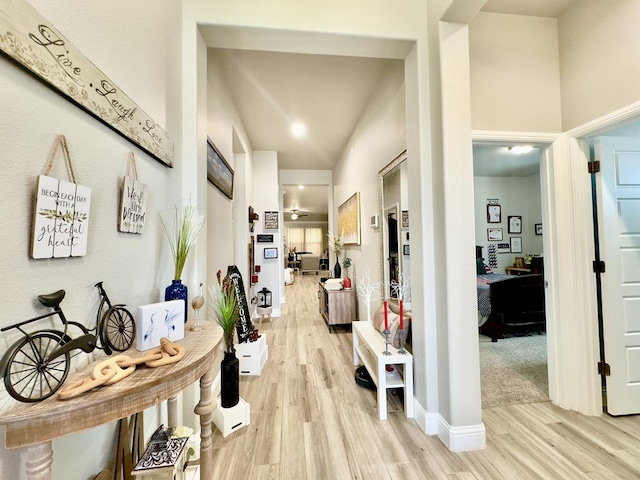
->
<box><xmin>38</xmin><ymin>290</ymin><xmax>66</xmax><ymax>308</ymax></box>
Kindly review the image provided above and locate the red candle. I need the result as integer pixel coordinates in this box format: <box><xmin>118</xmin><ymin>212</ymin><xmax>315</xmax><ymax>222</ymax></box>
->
<box><xmin>383</xmin><ymin>300</ymin><xmax>388</xmax><ymax>330</ymax></box>
<box><xmin>399</xmin><ymin>300</ymin><xmax>404</xmax><ymax>330</ymax></box>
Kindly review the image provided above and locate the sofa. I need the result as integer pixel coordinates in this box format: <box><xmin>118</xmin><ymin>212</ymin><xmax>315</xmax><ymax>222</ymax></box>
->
<box><xmin>300</xmin><ymin>255</ymin><xmax>320</xmax><ymax>274</ymax></box>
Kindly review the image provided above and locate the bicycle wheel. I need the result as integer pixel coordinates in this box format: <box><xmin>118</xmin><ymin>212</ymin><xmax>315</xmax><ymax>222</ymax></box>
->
<box><xmin>100</xmin><ymin>306</ymin><xmax>135</xmax><ymax>352</ymax></box>
<box><xmin>4</xmin><ymin>332</ymin><xmax>70</xmax><ymax>402</ymax></box>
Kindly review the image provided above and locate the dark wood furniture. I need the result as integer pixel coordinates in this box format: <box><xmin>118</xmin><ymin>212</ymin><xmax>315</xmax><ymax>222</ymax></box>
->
<box><xmin>318</xmin><ymin>282</ymin><xmax>356</xmax><ymax>332</ymax></box>
<box><xmin>481</xmin><ymin>274</ymin><xmax>545</xmax><ymax>342</ymax></box>
<box><xmin>505</xmin><ymin>266</ymin><xmax>532</xmax><ymax>276</ymax></box>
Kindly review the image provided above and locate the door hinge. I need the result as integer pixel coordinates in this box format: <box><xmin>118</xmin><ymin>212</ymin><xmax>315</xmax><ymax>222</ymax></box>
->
<box><xmin>588</xmin><ymin>161</ymin><xmax>601</xmax><ymax>174</ymax></box>
<box><xmin>593</xmin><ymin>260</ymin><xmax>606</xmax><ymax>273</ymax></box>
<box><xmin>598</xmin><ymin>361</ymin><xmax>611</xmax><ymax>376</ymax></box>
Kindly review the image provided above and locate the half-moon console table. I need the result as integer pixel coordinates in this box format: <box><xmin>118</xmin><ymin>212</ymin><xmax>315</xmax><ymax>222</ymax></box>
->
<box><xmin>0</xmin><ymin>321</ymin><xmax>223</xmax><ymax>480</ymax></box>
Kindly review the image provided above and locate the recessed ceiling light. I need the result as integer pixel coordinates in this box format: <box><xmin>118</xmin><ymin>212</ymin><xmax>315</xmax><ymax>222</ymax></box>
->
<box><xmin>291</xmin><ymin>122</ymin><xmax>306</xmax><ymax>137</ymax></box>
<box><xmin>298</xmin><ymin>185</ymin><xmax>305</xmax><ymax>190</ymax></box>
<box><xmin>508</xmin><ymin>145</ymin><xmax>534</xmax><ymax>155</ymax></box>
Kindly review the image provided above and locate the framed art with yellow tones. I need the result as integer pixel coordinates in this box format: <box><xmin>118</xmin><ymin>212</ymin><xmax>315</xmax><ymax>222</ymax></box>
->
<box><xmin>338</xmin><ymin>192</ymin><xmax>361</xmax><ymax>245</ymax></box>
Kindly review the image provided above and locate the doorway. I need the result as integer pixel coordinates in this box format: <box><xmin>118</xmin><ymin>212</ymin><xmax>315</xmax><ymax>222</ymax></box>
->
<box><xmin>472</xmin><ymin>140</ymin><xmax>550</xmax><ymax>408</ymax></box>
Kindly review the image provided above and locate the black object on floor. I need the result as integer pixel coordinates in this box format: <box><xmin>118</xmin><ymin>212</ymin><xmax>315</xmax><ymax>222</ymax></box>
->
<box><xmin>355</xmin><ymin>365</ymin><xmax>376</xmax><ymax>391</ymax></box>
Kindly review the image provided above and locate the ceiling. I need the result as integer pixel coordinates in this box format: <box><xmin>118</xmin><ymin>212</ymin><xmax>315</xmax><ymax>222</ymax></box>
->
<box><xmin>481</xmin><ymin>0</ymin><xmax>579</xmax><ymax>18</ymax></box>
<box><xmin>207</xmin><ymin>0</ymin><xmax>591</xmax><ymax>216</ymax></box>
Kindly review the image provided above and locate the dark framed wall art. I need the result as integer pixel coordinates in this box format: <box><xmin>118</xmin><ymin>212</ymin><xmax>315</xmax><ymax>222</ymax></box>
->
<box><xmin>264</xmin><ymin>247</ymin><xmax>278</xmax><ymax>259</ymax></box>
<box><xmin>207</xmin><ymin>137</ymin><xmax>234</xmax><ymax>199</ymax></box>
<box><xmin>264</xmin><ymin>211</ymin><xmax>278</xmax><ymax>230</ymax></box>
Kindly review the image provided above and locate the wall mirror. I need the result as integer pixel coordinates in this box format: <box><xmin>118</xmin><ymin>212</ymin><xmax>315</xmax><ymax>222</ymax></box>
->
<box><xmin>379</xmin><ymin>150</ymin><xmax>410</xmax><ymax>304</ymax></box>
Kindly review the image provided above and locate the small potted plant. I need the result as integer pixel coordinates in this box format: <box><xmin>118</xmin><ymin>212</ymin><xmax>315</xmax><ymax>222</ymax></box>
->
<box><xmin>343</xmin><ymin>257</ymin><xmax>352</xmax><ymax>289</ymax></box>
<box><xmin>209</xmin><ymin>270</ymin><xmax>239</xmax><ymax>408</ymax></box>
<box><xmin>160</xmin><ymin>203</ymin><xmax>204</xmax><ymax>322</ymax></box>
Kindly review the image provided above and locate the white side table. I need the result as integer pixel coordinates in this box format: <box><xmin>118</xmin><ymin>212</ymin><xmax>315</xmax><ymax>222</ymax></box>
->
<box><xmin>352</xmin><ymin>321</ymin><xmax>413</xmax><ymax>420</ymax></box>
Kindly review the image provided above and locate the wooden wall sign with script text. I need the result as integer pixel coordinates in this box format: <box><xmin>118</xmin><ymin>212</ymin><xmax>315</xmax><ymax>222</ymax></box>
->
<box><xmin>0</xmin><ymin>0</ymin><xmax>174</xmax><ymax>167</ymax></box>
<box><xmin>32</xmin><ymin>175</ymin><xmax>91</xmax><ymax>258</ymax></box>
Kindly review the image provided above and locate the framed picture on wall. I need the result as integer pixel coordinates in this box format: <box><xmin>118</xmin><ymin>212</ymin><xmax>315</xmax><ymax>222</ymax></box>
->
<box><xmin>510</xmin><ymin>237</ymin><xmax>522</xmax><ymax>253</ymax></box>
<box><xmin>535</xmin><ymin>223</ymin><xmax>543</xmax><ymax>235</ymax></box>
<box><xmin>487</xmin><ymin>228</ymin><xmax>503</xmax><ymax>241</ymax></box>
<box><xmin>264</xmin><ymin>247</ymin><xmax>278</xmax><ymax>259</ymax></box>
<box><xmin>264</xmin><ymin>211</ymin><xmax>278</xmax><ymax>230</ymax></box>
<box><xmin>508</xmin><ymin>215</ymin><xmax>522</xmax><ymax>234</ymax></box>
<box><xmin>487</xmin><ymin>204</ymin><xmax>501</xmax><ymax>223</ymax></box>
<box><xmin>207</xmin><ymin>137</ymin><xmax>234</xmax><ymax>199</ymax></box>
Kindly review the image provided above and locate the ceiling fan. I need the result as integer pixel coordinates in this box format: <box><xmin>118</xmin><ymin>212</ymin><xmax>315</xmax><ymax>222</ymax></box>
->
<box><xmin>289</xmin><ymin>209</ymin><xmax>308</xmax><ymax>220</ymax></box>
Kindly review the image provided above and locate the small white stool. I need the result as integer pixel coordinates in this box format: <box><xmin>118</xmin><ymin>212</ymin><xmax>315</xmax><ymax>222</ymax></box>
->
<box><xmin>257</xmin><ymin>306</ymin><xmax>273</xmax><ymax>326</ymax></box>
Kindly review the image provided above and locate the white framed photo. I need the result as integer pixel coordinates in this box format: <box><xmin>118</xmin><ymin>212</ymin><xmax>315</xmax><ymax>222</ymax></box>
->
<box><xmin>510</xmin><ymin>237</ymin><xmax>523</xmax><ymax>253</ymax></box>
<box><xmin>508</xmin><ymin>216</ymin><xmax>522</xmax><ymax>234</ymax></box>
<box><xmin>136</xmin><ymin>300</ymin><xmax>185</xmax><ymax>351</ymax></box>
<box><xmin>487</xmin><ymin>204</ymin><xmax>501</xmax><ymax>223</ymax></box>
<box><xmin>487</xmin><ymin>228</ymin><xmax>503</xmax><ymax>241</ymax></box>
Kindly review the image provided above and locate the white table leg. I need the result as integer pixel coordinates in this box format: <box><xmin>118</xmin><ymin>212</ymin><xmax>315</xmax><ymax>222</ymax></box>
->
<box><xmin>404</xmin><ymin>362</ymin><xmax>414</xmax><ymax>418</ymax></box>
<box><xmin>26</xmin><ymin>442</ymin><xmax>53</xmax><ymax>480</ymax></box>
<box><xmin>194</xmin><ymin>368</ymin><xmax>216</xmax><ymax>479</ymax></box>
<box><xmin>377</xmin><ymin>359</ymin><xmax>387</xmax><ymax>420</ymax></box>
<box><xmin>168</xmin><ymin>395</ymin><xmax>178</xmax><ymax>428</ymax></box>
<box><xmin>353</xmin><ymin>329</ymin><xmax>360</xmax><ymax>365</ymax></box>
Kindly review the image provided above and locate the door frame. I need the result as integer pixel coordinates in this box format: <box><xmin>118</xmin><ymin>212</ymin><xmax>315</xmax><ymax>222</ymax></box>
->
<box><xmin>566</xmin><ymin>100</ymin><xmax>640</xmax><ymax>414</ymax></box>
<box><xmin>473</xmin><ymin>130</ymin><xmax>589</xmax><ymax>412</ymax></box>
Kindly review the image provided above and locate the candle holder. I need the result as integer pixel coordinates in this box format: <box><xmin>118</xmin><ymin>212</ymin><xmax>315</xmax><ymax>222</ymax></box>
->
<box><xmin>397</xmin><ymin>327</ymin><xmax>408</xmax><ymax>355</ymax></box>
<box><xmin>382</xmin><ymin>329</ymin><xmax>391</xmax><ymax>356</ymax></box>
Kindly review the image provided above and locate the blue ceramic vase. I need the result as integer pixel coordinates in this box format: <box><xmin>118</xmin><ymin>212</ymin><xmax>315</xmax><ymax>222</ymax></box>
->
<box><xmin>165</xmin><ymin>279</ymin><xmax>188</xmax><ymax>323</ymax></box>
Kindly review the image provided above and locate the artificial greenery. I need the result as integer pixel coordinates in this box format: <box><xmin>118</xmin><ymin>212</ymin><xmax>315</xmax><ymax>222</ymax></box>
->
<box><xmin>343</xmin><ymin>257</ymin><xmax>352</xmax><ymax>276</ymax></box>
<box><xmin>161</xmin><ymin>204</ymin><xmax>204</xmax><ymax>280</ymax></box>
<box><xmin>209</xmin><ymin>270</ymin><xmax>239</xmax><ymax>352</ymax></box>
<box><xmin>328</xmin><ymin>231</ymin><xmax>344</xmax><ymax>257</ymax></box>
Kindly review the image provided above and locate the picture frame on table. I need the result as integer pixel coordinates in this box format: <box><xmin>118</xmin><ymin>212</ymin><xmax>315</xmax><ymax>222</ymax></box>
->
<box><xmin>487</xmin><ymin>204</ymin><xmax>501</xmax><ymax>223</ymax></box>
<box><xmin>508</xmin><ymin>215</ymin><xmax>522</xmax><ymax>234</ymax></box>
<box><xmin>487</xmin><ymin>228</ymin><xmax>503</xmax><ymax>241</ymax></box>
<box><xmin>510</xmin><ymin>237</ymin><xmax>522</xmax><ymax>253</ymax></box>
<box><xmin>207</xmin><ymin>137</ymin><xmax>234</xmax><ymax>199</ymax></box>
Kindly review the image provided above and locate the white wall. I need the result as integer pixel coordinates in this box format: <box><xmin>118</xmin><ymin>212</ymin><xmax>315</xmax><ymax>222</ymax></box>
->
<box><xmin>0</xmin><ymin>1</ymin><xmax>182</xmax><ymax>478</ymax></box>
<box><xmin>333</xmin><ymin>63</ymin><xmax>406</xmax><ymax>324</ymax></box>
<box><xmin>469</xmin><ymin>12</ymin><xmax>562</xmax><ymax>133</ymax></box>
<box><xmin>252</xmin><ymin>151</ymin><xmax>282</xmax><ymax>314</ymax></box>
<box><xmin>474</xmin><ymin>175</ymin><xmax>543</xmax><ymax>273</ymax></box>
<box><xmin>559</xmin><ymin>0</ymin><xmax>640</xmax><ymax>130</ymax></box>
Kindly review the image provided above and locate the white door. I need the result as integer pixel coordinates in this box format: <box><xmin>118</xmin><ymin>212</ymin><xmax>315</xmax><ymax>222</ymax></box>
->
<box><xmin>595</xmin><ymin>136</ymin><xmax>640</xmax><ymax>415</ymax></box>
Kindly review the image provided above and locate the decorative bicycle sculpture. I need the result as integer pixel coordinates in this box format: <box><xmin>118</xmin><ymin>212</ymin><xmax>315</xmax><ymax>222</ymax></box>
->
<box><xmin>0</xmin><ymin>282</ymin><xmax>135</xmax><ymax>403</ymax></box>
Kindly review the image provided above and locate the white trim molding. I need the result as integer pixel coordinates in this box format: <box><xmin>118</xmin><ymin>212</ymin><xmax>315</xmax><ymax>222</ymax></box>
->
<box><xmin>437</xmin><ymin>415</ymin><xmax>486</xmax><ymax>452</ymax></box>
<box><xmin>413</xmin><ymin>398</ymin><xmax>438</xmax><ymax>435</ymax></box>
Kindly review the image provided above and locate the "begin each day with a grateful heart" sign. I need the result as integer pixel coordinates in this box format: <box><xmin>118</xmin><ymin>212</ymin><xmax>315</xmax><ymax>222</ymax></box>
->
<box><xmin>31</xmin><ymin>175</ymin><xmax>91</xmax><ymax>258</ymax></box>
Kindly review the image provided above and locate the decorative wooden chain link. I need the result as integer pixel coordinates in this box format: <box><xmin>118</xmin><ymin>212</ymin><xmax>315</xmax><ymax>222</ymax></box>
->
<box><xmin>58</xmin><ymin>338</ymin><xmax>185</xmax><ymax>400</ymax></box>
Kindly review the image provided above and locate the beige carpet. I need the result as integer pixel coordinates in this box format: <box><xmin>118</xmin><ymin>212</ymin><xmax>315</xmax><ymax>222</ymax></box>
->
<box><xmin>479</xmin><ymin>333</ymin><xmax>549</xmax><ymax>408</ymax></box>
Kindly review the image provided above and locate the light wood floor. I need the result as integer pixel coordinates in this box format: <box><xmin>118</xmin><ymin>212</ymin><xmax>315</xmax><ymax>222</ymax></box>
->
<box><xmin>209</xmin><ymin>273</ymin><xmax>640</xmax><ymax>479</ymax></box>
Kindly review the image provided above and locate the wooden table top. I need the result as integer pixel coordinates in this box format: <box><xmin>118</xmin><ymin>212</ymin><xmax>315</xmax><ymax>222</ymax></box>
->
<box><xmin>0</xmin><ymin>321</ymin><xmax>222</xmax><ymax>448</ymax></box>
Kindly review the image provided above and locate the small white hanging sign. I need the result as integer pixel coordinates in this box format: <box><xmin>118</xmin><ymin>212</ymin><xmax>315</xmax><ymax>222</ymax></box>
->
<box><xmin>119</xmin><ymin>152</ymin><xmax>147</xmax><ymax>234</ymax></box>
<box><xmin>31</xmin><ymin>136</ymin><xmax>91</xmax><ymax>259</ymax></box>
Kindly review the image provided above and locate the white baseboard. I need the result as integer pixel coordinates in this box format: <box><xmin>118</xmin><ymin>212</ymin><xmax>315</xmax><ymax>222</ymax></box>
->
<box><xmin>437</xmin><ymin>415</ymin><xmax>486</xmax><ymax>452</ymax></box>
<box><xmin>413</xmin><ymin>398</ymin><xmax>439</xmax><ymax>435</ymax></box>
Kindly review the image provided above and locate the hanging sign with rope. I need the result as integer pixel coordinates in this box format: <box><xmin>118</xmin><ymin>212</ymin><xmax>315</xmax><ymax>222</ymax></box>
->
<box><xmin>31</xmin><ymin>135</ymin><xmax>92</xmax><ymax>259</ymax></box>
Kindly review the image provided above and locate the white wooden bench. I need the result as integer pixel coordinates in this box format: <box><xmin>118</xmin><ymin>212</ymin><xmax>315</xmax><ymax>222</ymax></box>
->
<box><xmin>352</xmin><ymin>321</ymin><xmax>414</xmax><ymax>420</ymax></box>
